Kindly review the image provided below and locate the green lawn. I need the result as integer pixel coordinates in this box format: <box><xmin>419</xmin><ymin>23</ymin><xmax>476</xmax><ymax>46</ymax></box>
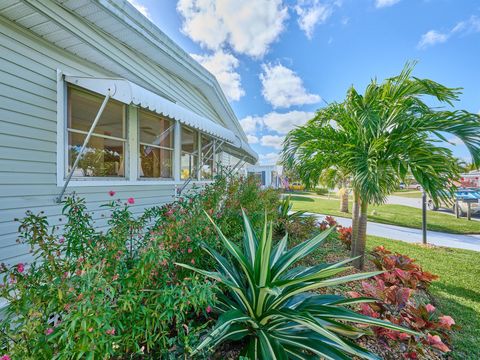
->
<box><xmin>392</xmin><ymin>190</ymin><xmax>423</xmax><ymax>198</ymax></box>
<box><xmin>290</xmin><ymin>195</ymin><xmax>480</xmax><ymax>234</ymax></box>
<box><xmin>366</xmin><ymin>236</ymin><xmax>480</xmax><ymax>359</ymax></box>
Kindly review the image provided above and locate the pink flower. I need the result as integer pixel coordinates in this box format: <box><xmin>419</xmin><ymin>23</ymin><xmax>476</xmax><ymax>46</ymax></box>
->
<box><xmin>106</xmin><ymin>328</ymin><xmax>115</xmax><ymax>335</ymax></box>
<box><xmin>186</xmin><ymin>236</ymin><xmax>191</xmax><ymax>242</ymax></box>
<box><xmin>127</xmin><ymin>197</ymin><xmax>135</xmax><ymax>205</ymax></box>
<box><xmin>438</xmin><ymin>315</ymin><xmax>455</xmax><ymax>329</ymax></box>
<box><xmin>45</xmin><ymin>328</ymin><xmax>54</xmax><ymax>335</ymax></box>
<box><xmin>108</xmin><ymin>190</ymin><xmax>116</xmax><ymax>197</ymax></box>
<box><xmin>425</xmin><ymin>304</ymin><xmax>436</xmax><ymax>313</ymax></box>
<box><xmin>206</xmin><ymin>305</ymin><xmax>212</xmax><ymax>313</ymax></box>
<box><xmin>17</xmin><ymin>263</ymin><xmax>24</xmax><ymax>273</ymax></box>
<box><xmin>190</xmin><ymin>259</ymin><xmax>195</xmax><ymax>265</ymax></box>
<box><xmin>1</xmin><ymin>355</ymin><xmax>11</xmax><ymax>360</ymax></box>
<box><xmin>88</xmin><ymin>327</ymin><xmax>93</xmax><ymax>333</ymax></box>
<box><xmin>59</xmin><ymin>237</ymin><xmax>65</xmax><ymax>244</ymax></box>
<box><xmin>187</xmin><ymin>248</ymin><xmax>192</xmax><ymax>253</ymax></box>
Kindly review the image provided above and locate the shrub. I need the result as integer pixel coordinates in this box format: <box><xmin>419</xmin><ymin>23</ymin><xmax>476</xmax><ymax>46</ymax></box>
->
<box><xmin>348</xmin><ymin>246</ymin><xmax>455</xmax><ymax>357</ymax></box>
<box><xmin>177</xmin><ymin>211</ymin><xmax>418</xmax><ymax>359</ymax></box>
<box><xmin>338</xmin><ymin>226</ymin><xmax>353</xmax><ymax>250</ymax></box>
<box><xmin>315</xmin><ymin>188</ymin><xmax>329</xmax><ymax>195</ymax></box>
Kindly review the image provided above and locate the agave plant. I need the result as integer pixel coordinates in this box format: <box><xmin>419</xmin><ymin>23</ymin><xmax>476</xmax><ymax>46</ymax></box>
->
<box><xmin>278</xmin><ymin>195</ymin><xmax>305</xmax><ymax>221</ymax></box>
<box><xmin>176</xmin><ymin>211</ymin><xmax>418</xmax><ymax>359</ymax></box>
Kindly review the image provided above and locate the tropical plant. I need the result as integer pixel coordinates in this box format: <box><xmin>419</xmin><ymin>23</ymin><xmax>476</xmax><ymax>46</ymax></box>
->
<box><xmin>319</xmin><ymin>167</ymin><xmax>350</xmax><ymax>212</ymax></box>
<box><xmin>176</xmin><ymin>211</ymin><xmax>418</xmax><ymax>359</ymax></box>
<box><xmin>282</xmin><ymin>62</ymin><xmax>480</xmax><ymax>269</ymax></box>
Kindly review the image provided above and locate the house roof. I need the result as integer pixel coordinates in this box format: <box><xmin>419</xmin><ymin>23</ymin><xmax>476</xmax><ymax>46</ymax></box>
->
<box><xmin>0</xmin><ymin>0</ymin><xmax>256</xmax><ymax>161</ymax></box>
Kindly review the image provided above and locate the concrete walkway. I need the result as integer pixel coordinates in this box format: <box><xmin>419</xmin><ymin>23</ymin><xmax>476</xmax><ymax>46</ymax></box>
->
<box><xmin>309</xmin><ymin>212</ymin><xmax>480</xmax><ymax>252</ymax></box>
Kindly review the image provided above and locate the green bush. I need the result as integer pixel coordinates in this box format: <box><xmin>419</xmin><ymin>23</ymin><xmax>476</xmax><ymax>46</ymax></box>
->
<box><xmin>177</xmin><ymin>211</ymin><xmax>418</xmax><ymax>359</ymax></box>
<box><xmin>315</xmin><ymin>187</ymin><xmax>329</xmax><ymax>195</ymax></box>
<box><xmin>0</xmin><ymin>173</ymin><xmax>281</xmax><ymax>359</ymax></box>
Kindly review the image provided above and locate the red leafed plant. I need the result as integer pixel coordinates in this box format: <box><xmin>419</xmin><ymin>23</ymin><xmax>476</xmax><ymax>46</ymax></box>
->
<box><xmin>319</xmin><ymin>215</ymin><xmax>337</xmax><ymax>231</ymax></box>
<box><xmin>348</xmin><ymin>246</ymin><xmax>456</xmax><ymax>358</ymax></box>
<box><xmin>337</xmin><ymin>226</ymin><xmax>352</xmax><ymax>250</ymax></box>
<box><xmin>371</xmin><ymin>246</ymin><xmax>438</xmax><ymax>289</ymax></box>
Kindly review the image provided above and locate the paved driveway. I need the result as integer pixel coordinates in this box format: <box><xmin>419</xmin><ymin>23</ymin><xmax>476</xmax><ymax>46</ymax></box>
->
<box><xmin>309</xmin><ymin>212</ymin><xmax>480</xmax><ymax>252</ymax></box>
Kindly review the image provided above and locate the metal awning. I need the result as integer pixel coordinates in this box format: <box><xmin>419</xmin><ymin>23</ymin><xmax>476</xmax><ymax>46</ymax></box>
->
<box><xmin>64</xmin><ymin>75</ymin><xmax>239</xmax><ymax>145</ymax></box>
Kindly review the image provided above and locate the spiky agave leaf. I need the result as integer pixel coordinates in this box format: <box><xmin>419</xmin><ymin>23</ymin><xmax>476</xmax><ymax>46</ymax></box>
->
<box><xmin>176</xmin><ymin>212</ymin><xmax>419</xmax><ymax>359</ymax></box>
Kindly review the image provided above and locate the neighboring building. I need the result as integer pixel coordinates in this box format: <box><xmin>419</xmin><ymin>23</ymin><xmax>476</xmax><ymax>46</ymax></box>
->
<box><xmin>247</xmin><ymin>165</ymin><xmax>283</xmax><ymax>189</ymax></box>
<box><xmin>459</xmin><ymin>171</ymin><xmax>480</xmax><ymax>188</ymax></box>
<box><xmin>0</xmin><ymin>0</ymin><xmax>257</xmax><ymax>265</ymax></box>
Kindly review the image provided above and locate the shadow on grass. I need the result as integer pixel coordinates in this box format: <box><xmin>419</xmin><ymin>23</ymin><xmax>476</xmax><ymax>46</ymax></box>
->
<box><xmin>289</xmin><ymin>195</ymin><xmax>315</xmax><ymax>202</ymax></box>
<box><xmin>431</xmin><ymin>292</ymin><xmax>480</xmax><ymax>359</ymax></box>
<box><xmin>433</xmin><ymin>282</ymin><xmax>480</xmax><ymax>304</ymax></box>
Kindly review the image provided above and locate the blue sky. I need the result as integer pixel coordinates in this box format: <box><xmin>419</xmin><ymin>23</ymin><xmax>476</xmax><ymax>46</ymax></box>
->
<box><xmin>128</xmin><ymin>0</ymin><xmax>480</xmax><ymax>165</ymax></box>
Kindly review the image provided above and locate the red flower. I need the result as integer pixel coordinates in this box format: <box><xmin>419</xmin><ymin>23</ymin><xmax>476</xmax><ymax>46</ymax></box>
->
<box><xmin>206</xmin><ymin>305</ymin><xmax>212</xmax><ymax>313</ymax></box>
<box><xmin>45</xmin><ymin>328</ymin><xmax>54</xmax><ymax>335</ymax></box>
<box><xmin>1</xmin><ymin>355</ymin><xmax>11</xmax><ymax>360</ymax></box>
<box><xmin>17</xmin><ymin>263</ymin><xmax>24</xmax><ymax>273</ymax></box>
<box><xmin>187</xmin><ymin>248</ymin><xmax>192</xmax><ymax>253</ymax></box>
<box><xmin>108</xmin><ymin>190</ymin><xmax>116</xmax><ymax>197</ymax></box>
<box><xmin>191</xmin><ymin>259</ymin><xmax>195</xmax><ymax>265</ymax></box>
<box><xmin>59</xmin><ymin>237</ymin><xmax>65</xmax><ymax>244</ymax></box>
<box><xmin>127</xmin><ymin>197</ymin><xmax>135</xmax><ymax>205</ymax></box>
<box><xmin>425</xmin><ymin>303</ymin><xmax>436</xmax><ymax>313</ymax></box>
<box><xmin>438</xmin><ymin>315</ymin><xmax>455</xmax><ymax>329</ymax></box>
<box><xmin>106</xmin><ymin>328</ymin><xmax>115</xmax><ymax>335</ymax></box>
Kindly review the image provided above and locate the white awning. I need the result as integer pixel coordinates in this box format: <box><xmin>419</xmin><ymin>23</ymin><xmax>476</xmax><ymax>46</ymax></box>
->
<box><xmin>65</xmin><ymin>75</ymin><xmax>241</xmax><ymax>145</ymax></box>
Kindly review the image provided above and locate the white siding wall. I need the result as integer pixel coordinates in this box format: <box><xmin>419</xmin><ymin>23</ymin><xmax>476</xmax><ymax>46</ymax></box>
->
<box><xmin>0</xmin><ymin>17</ymin><xmax>219</xmax><ymax>265</ymax></box>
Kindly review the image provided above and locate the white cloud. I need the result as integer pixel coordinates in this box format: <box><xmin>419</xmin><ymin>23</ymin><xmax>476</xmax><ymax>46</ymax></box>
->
<box><xmin>259</xmin><ymin>152</ymin><xmax>280</xmax><ymax>165</ymax></box>
<box><xmin>260</xmin><ymin>135</ymin><xmax>284</xmax><ymax>150</ymax></box>
<box><xmin>191</xmin><ymin>51</ymin><xmax>244</xmax><ymax>101</ymax></box>
<box><xmin>375</xmin><ymin>0</ymin><xmax>401</xmax><ymax>8</ymax></box>
<box><xmin>127</xmin><ymin>0</ymin><xmax>151</xmax><ymax>19</ymax></box>
<box><xmin>260</xmin><ymin>63</ymin><xmax>321</xmax><ymax>108</ymax></box>
<box><xmin>177</xmin><ymin>0</ymin><xmax>288</xmax><ymax>58</ymax></box>
<box><xmin>247</xmin><ymin>135</ymin><xmax>259</xmax><ymax>144</ymax></box>
<box><xmin>240</xmin><ymin>110</ymin><xmax>314</xmax><ymax>138</ymax></box>
<box><xmin>418</xmin><ymin>15</ymin><xmax>480</xmax><ymax>49</ymax></box>
<box><xmin>295</xmin><ymin>0</ymin><xmax>334</xmax><ymax>39</ymax></box>
<box><xmin>418</xmin><ymin>30</ymin><xmax>449</xmax><ymax>49</ymax></box>
<box><xmin>262</xmin><ymin>111</ymin><xmax>315</xmax><ymax>134</ymax></box>
<box><xmin>240</xmin><ymin>115</ymin><xmax>263</xmax><ymax>135</ymax></box>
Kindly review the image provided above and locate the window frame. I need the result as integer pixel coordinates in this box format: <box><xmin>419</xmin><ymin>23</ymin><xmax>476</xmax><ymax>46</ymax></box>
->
<box><xmin>56</xmin><ymin>72</ymin><xmax>219</xmax><ymax>187</ymax></box>
<box><xmin>137</xmin><ymin>109</ymin><xmax>175</xmax><ymax>181</ymax></box>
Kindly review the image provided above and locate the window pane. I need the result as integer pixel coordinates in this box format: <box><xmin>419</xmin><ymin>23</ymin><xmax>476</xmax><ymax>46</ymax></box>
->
<box><xmin>140</xmin><ymin>145</ymin><xmax>173</xmax><ymax>178</ymax></box>
<box><xmin>139</xmin><ymin>111</ymin><xmax>173</xmax><ymax>148</ymax></box>
<box><xmin>68</xmin><ymin>87</ymin><xmax>125</xmax><ymax>139</ymax></box>
<box><xmin>181</xmin><ymin>153</ymin><xmax>197</xmax><ymax>180</ymax></box>
<box><xmin>68</xmin><ymin>132</ymin><xmax>124</xmax><ymax>177</ymax></box>
<box><xmin>181</xmin><ymin>127</ymin><xmax>198</xmax><ymax>154</ymax></box>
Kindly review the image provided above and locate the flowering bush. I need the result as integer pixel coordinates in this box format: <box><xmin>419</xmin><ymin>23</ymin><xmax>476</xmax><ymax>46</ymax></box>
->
<box><xmin>0</xmin><ymin>195</ymin><xmax>216</xmax><ymax>359</ymax></box>
<box><xmin>348</xmin><ymin>246</ymin><xmax>456</xmax><ymax>358</ymax></box>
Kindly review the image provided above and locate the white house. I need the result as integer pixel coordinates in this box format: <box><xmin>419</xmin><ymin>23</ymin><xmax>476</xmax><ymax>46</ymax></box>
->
<box><xmin>0</xmin><ymin>0</ymin><xmax>257</xmax><ymax>265</ymax></box>
<box><xmin>247</xmin><ymin>165</ymin><xmax>283</xmax><ymax>189</ymax></box>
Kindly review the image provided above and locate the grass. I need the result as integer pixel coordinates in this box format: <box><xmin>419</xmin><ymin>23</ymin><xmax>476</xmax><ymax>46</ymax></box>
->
<box><xmin>290</xmin><ymin>195</ymin><xmax>480</xmax><ymax>234</ymax></box>
<box><xmin>366</xmin><ymin>236</ymin><xmax>480</xmax><ymax>359</ymax></box>
<box><xmin>392</xmin><ymin>190</ymin><xmax>423</xmax><ymax>198</ymax></box>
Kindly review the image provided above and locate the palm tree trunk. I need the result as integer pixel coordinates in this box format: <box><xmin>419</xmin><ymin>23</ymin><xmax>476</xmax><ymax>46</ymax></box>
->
<box><xmin>340</xmin><ymin>181</ymin><xmax>349</xmax><ymax>213</ymax></box>
<box><xmin>350</xmin><ymin>191</ymin><xmax>360</xmax><ymax>257</ymax></box>
<box><xmin>353</xmin><ymin>200</ymin><xmax>368</xmax><ymax>270</ymax></box>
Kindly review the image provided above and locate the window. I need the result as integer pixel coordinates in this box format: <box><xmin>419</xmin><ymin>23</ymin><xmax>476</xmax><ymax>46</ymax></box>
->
<box><xmin>138</xmin><ymin>110</ymin><xmax>174</xmax><ymax>179</ymax></box>
<box><xmin>201</xmin><ymin>135</ymin><xmax>214</xmax><ymax>180</ymax></box>
<box><xmin>181</xmin><ymin>126</ymin><xmax>198</xmax><ymax>180</ymax></box>
<box><xmin>67</xmin><ymin>86</ymin><xmax>126</xmax><ymax>177</ymax></box>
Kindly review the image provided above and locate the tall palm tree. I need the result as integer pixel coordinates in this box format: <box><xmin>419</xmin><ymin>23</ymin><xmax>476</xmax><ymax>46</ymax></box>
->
<box><xmin>319</xmin><ymin>166</ymin><xmax>350</xmax><ymax>212</ymax></box>
<box><xmin>282</xmin><ymin>62</ymin><xmax>480</xmax><ymax>269</ymax></box>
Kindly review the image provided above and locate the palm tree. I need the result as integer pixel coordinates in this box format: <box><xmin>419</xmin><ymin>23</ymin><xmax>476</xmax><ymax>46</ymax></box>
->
<box><xmin>319</xmin><ymin>166</ymin><xmax>350</xmax><ymax>212</ymax></box>
<box><xmin>282</xmin><ymin>62</ymin><xmax>480</xmax><ymax>269</ymax></box>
